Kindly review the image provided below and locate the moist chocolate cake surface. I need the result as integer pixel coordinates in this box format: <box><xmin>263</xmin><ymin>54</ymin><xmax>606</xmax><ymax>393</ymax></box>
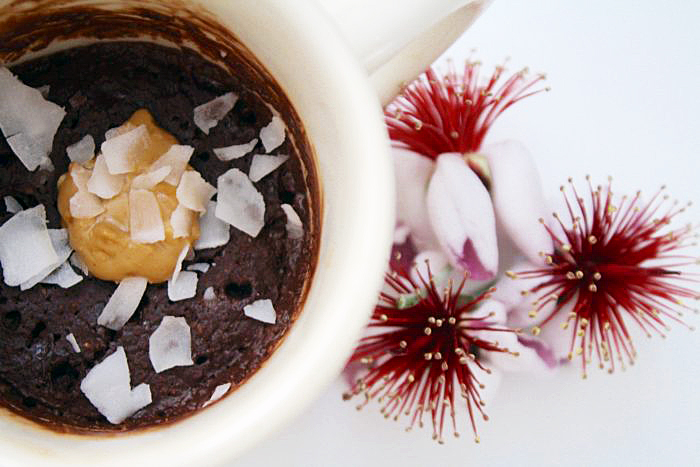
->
<box><xmin>0</xmin><ymin>42</ymin><xmax>318</xmax><ymax>431</ymax></box>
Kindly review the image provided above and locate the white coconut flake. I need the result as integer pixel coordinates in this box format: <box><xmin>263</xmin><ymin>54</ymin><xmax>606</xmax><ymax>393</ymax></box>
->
<box><xmin>243</xmin><ymin>299</ymin><xmax>276</xmax><ymax>324</ymax></box>
<box><xmin>203</xmin><ymin>286</ymin><xmax>216</xmax><ymax>301</ymax></box>
<box><xmin>129</xmin><ymin>189</ymin><xmax>165</xmax><ymax>244</ymax></box>
<box><xmin>167</xmin><ymin>270</ymin><xmax>198</xmax><ymax>302</ymax></box>
<box><xmin>149</xmin><ymin>316</ymin><xmax>194</xmax><ymax>373</ymax></box>
<box><xmin>176</xmin><ymin>170</ymin><xmax>216</xmax><ymax>213</ymax></box>
<box><xmin>249</xmin><ymin>154</ymin><xmax>289</xmax><ymax>183</ymax></box>
<box><xmin>36</xmin><ymin>85</ymin><xmax>50</xmax><ymax>98</ymax></box>
<box><xmin>70</xmin><ymin>190</ymin><xmax>105</xmax><ymax>219</ymax></box>
<box><xmin>104</xmin><ymin>122</ymin><xmax>135</xmax><ymax>141</ymax></box>
<box><xmin>203</xmin><ymin>382</ymin><xmax>231</xmax><ymax>407</ymax></box>
<box><xmin>80</xmin><ymin>346</ymin><xmax>152</xmax><ymax>424</ymax></box>
<box><xmin>216</xmin><ymin>168</ymin><xmax>265</xmax><ymax>237</ymax></box>
<box><xmin>187</xmin><ymin>263</ymin><xmax>210</xmax><ymax>273</ymax></box>
<box><xmin>260</xmin><ymin>116</ymin><xmax>286</xmax><ymax>153</ymax></box>
<box><xmin>40</xmin><ymin>261</ymin><xmax>83</xmax><ymax>288</ymax></box>
<box><xmin>213</xmin><ymin>138</ymin><xmax>258</xmax><ymax>161</ymax></box>
<box><xmin>131</xmin><ymin>166</ymin><xmax>171</xmax><ymax>190</ymax></box>
<box><xmin>281</xmin><ymin>204</ymin><xmax>304</xmax><ymax>240</ymax></box>
<box><xmin>170</xmin><ymin>244</ymin><xmax>190</xmax><ymax>284</ymax></box>
<box><xmin>4</xmin><ymin>195</ymin><xmax>21</xmax><ymax>214</ymax></box>
<box><xmin>149</xmin><ymin>144</ymin><xmax>194</xmax><ymax>186</ymax></box>
<box><xmin>0</xmin><ymin>205</ymin><xmax>57</xmax><ymax>286</ymax></box>
<box><xmin>66</xmin><ymin>333</ymin><xmax>81</xmax><ymax>353</ymax></box>
<box><xmin>101</xmin><ymin>124</ymin><xmax>149</xmax><ymax>174</ymax></box>
<box><xmin>97</xmin><ymin>277</ymin><xmax>148</xmax><ymax>331</ymax></box>
<box><xmin>170</xmin><ymin>203</ymin><xmax>195</xmax><ymax>239</ymax></box>
<box><xmin>193</xmin><ymin>92</ymin><xmax>238</xmax><ymax>134</ymax></box>
<box><xmin>70</xmin><ymin>252</ymin><xmax>89</xmax><ymax>276</ymax></box>
<box><xmin>20</xmin><ymin>225</ymin><xmax>72</xmax><ymax>291</ymax></box>
<box><xmin>66</xmin><ymin>135</ymin><xmax>95</xmax><ymax>163</ymax></box>
<box><xmin>194</xmin><ymin>201</ymin><xmax>230</xmax><ymax>250</ymax></box>
<box><xmin>0</xmin><ymin>67</ymin><xmax>66</xmax><ymax>172</ymax></box>
<box><xmin>87</xmin><ymin>154</ymin><xmax>124</xmax><ymax>199</ymax></box>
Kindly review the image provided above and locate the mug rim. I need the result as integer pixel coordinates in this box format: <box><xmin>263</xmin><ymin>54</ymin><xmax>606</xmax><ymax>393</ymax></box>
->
<box><xmin>0</xmin><ymin>0</ymin><xmax>394</xmax><ymax>465</ymax></box>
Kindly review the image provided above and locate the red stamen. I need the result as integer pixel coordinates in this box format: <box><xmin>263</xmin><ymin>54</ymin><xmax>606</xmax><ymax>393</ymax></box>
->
<box><xmin>344</xmin><ymin>263</ymin><xmax>519</xmax><ymax>443</ymax></box>
<box><xmin>513</xmin><ymin>177</ymin><xmax>699</xmax><ymax>378</ymax></box>
<box><xmin>386</xmin><ymin>61</ymin><xmax>548</xmax><ymax>159</ymax></box>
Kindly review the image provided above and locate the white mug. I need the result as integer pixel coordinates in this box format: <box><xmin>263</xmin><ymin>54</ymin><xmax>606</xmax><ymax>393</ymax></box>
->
<box><xmin>0</xmin><ymin>0</ymin><xmax>490</xmax><ymax>465</ymax></box>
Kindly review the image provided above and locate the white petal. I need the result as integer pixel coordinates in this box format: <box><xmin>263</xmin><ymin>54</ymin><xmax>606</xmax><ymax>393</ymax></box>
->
<box><xmin>483</xmin><ymin>330</ymin><xmax>552</xmax><ymax>373</ymax></box>
<box><xmin>97</xmin><ymin>277</ymin><xmax>148</xmax><ymax>330</ymax></box>
<box><xmin>0</xmin><ymin>67</ymin><xmax>65</xmax><ymax>172</ymax></box>
<box><xmin>149</xmin><ymin>144</ymin><xmax>194</xmax><ymax>186</ymax></box>
<box><xmin>131</xmin><ymin>166</ymin><xmax>171</xmax><ymax>190</ymax></box>
<box><xmin>4</xmin><ymin>195</ymin><xmax>22</xmax><ymax>214</ymax></box>
<box><xmin>484</xmin><ymin>141</ymin><xmax>552</xmax><ymax>264</ymax></box>
<box><xmin>0</xmin><ymin>205</ymin><xmax>58</xmax><ymax>286</ymax></box>
<box><xmin>216</xmin><ymin>168</ymin><xmax>265</xmax><ymax>237</ymax></box>
<box><xmin>193</xmin><ymin>92</ymin><xmax>238</xmax><ymax>134</ymax></box>
<box><xmin>167</xmin><ymin>270</ymin><xmax>198</xmax><ymax>302</ymax></box>
<box><xmin>249</xmin><ymin>154</ymin><xmax>289</xmax><ymax>182</ymax></box>
<box><xmin>392</xmin><ymin>147</ymin><xmax>438</xmax><ymax>251</ymax></box>
<box><xmin>129</xmin><ymin>189</ymin><xmax>165</xmax><ymax>244</ymax></box>
<box><xmin>244</xmin><ymin>299</ymin><xmax>276</xmax><ymax>324</ymax></box>
<box><xmin>100</xmin><ymin>124</ymin><xmax>149</xmax><ymax>174</ymax></box>
<box><xmin>195</xmin><ymin>201</ymin><xmax>230</xmax><ymax>249</ymax></box>
<box><xmin>176</xmin><ymin>171</ymin><xmax>216</xmax><ymax>213</ymax></box>
<box><xmin>427</xmin><ymin>153</ymin><xmax>498</xmax><ymax>280</ymax></box>
<box><xmin>80</xmin><ymin>346</ymin><xmax>151</xmax><ymax>424</ymax></box>
<box><xmin>213</xmin><ymin>138</ymin><xmax>257</xmax><ymax>161</ymax></box>
<box><xmin>149</xmin><ymin>316</ymin><xmax>194</xmax><ymax>372</ymax></box>
<box><xmin>66</xmin><ymin>135</ymin><xmax>95</xmax><ymax>164</ymax></box>
<box><xmin>280</xmin><ymin>204</ymin><xmax>303</xmax><ymax>240</ymax></box>
<box><xmin>87</xmin><ymin>154</ymin><xmax>124</xmax><ymax>199</ymax></box>
<box><xmin>491</xmin><ymin>259</ymin><xmax>545</xmax><ymax>311</ymax></box>
<box><xmin>259</xmin><ymin>116</ymin><xmax>286</xmax><ymax>152</ymax></box>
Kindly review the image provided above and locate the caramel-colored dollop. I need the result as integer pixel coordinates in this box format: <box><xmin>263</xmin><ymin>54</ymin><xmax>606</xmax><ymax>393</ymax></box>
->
<box><xmin>57</xmin><ymin>109</ymin><xmax>199</xmax><ymax>283</ymax></box>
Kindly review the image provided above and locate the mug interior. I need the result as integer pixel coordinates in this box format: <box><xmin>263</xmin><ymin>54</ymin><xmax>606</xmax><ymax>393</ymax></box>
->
<box><xmin>0</xmin><ymin>0</ymin><xmax>394</xmax><ymax>465</ymax></box>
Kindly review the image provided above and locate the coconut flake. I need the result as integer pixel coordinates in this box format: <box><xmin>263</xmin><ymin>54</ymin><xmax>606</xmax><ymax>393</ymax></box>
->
<box><xmin>97</xmin><ymin>277</ymin><xmax>148</xmax><ymax>331</ymax></box>
<box><xmin>104</xmin><ymin>122</ymin><xmax>135</xmax><ymax>140</ymax></box>
<box><xmin>216</xmin><ymin>168</ymin><xmax>265</xmax><ymax>237</ymax></box>
<box><xmin>167</xmin><ymin>270</ymin><xmax>198</xmax><ymax>302</ymax></box>
<box><xmin>70</xmin><ymin>190</ymin><xmax>105</xmax><ymax>219</ymax></box>
<box><xmin>280</xmin><ymin>204</ymin><xmax>304</xmax><ymax>240</ymax></box>
<box><xmin>194</xmin><ymin>201</ymin><xmax>230</xmax><ymax>250</ymax></box>
<box><xmin>0</xmin><ymin>205</ymin><xmax>58</xmax><ymax>286</ymax></box>
<box><xmin>149</xmin><ymin>145</ymin><xmax>194</xmax><ymax>186</ymax></box>
<box><xmin>187</xmin><ymin>263</ymin><xmax>210</xmax><ymax>273</ymax></box>
<box><xmin>193</xmin><ymin>92</ymin><xmax>238</xmax><ymax>134</ymax></box>
<box><xmin>249</xmin><ymin>154</ymin><xmax>289</xmax><ymax>183</ymax></box>
<box><xmin>0</xmin><ymin>67</ymin><xmax>65</xmax><ymax>172</ymax></box>
<box><xmin>149</xmin><ymin>316</ymin><xmax>194</xmax><ymax>373</ymax></box>
<box><xmin>203</xmin><ymin>382</ymin><xmax>231</xmax><ymax>407</ymax></box>
<box><xmin>36</xmin><ymin>85</ymin><xmax>50</xmax><ymax>98</ymax></box>
<box><xmin>129</xmin><ymin>189</ymin><xmax>165</xmax><ymax>243</ymax></box>
<box><xmin>170</xmin><ymin>203</ymin><xmax>195</xmax><ymax>238</ymax></box>
<box><xmin>175</xmin><ymin>171</ymin><xmax>216</xmax><ymax>213</ymax></box>
<box><xmin>66</xmin><ymin>333</ymin><xmax>81</xmax><ymax>353</ymax></box>
<box><xmin>101</xmin><ymin>124</ymin><xmax>149</xmax><ymax>174</ymax></box>
<box><xmin>243</xmin><ymin>299</ymin><xmax>276</xmax><ymax>324</ymax></box>
<box><xmin>4</xmin><ymin>195</ymin><xmax>21</xmax><ymax>214</ymax></box>
<box><xmin>87</xmin><ymin>154</ymin><xmax>124</xmax><ymax>199</ymax></box>
<box><xmin>171</xmin><ymin>244</ymin><xmax>190</xmax><ymax>284</ymax></box>
<box><xmin>203</xmin><ymin>286</ymin><xmax>216</xmax><ymax>301</ymax></box>
<box><xmin>80</xmin><ymin>346</ymin><xmax>151</xmax><ymax>424</ymax></box>
<box><xmin>70</xmin><ymin>252</ymin><xmax>89</xmax><ymax>275</ymax></box>
<box><xmin>260</xmin><ymin>116</ymin><xmax>286</xmax><ymax>153</ymax></box>
<box><xmin>20</xmin><ymin>225</ymin><xmax>72</xmax><ymax>291</ymax></box>
<box><xmin>213</xmin><ymin>138</ymin><xmax>258</xmax><ymax>161</ymax></box>
<box><xmin>131</xmin><ymin>165</ymin><xmax>171</xmax><ymax>190</ymax></box>
<box><xmin>40</xmin><ymin>261</ymin><xmax>83</xmax><ymax>288</ymax></box>
<box><xmin>66</xmin><ymin>135</ymin><xmax>95</xmax><ymax>164</ymax></box>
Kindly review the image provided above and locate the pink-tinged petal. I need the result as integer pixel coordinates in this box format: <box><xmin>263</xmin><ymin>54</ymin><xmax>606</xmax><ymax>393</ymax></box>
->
<box><xmin>483</xmin><ymin>330</ymin><xmax>554</xmax><ymax>373</ymax></box>
<box><xmin>476</xmin><ymin>299</ymin><xmax>507</xmax><ymax>325</ymax></box>
<box><xmin>426</xmin><ymin>153</ymin><xmax>498</xmax><ymax>280</ymax></box>
<box><xmin>491</xmin><ymin>259</ymin><xmax>546</xmax><ymax>311</ymax></box>
<box><xmin>392</xmin><ymin>147</ymin><xmax>438</xmax><ymax>251</ymax></box>
<box><xmin>484</xmin><ymin>140</ymin><xmax>552</xmax><ymax>264</ymax></box>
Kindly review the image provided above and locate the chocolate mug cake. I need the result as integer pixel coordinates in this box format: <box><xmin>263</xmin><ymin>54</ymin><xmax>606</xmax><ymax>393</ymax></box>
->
<box><xmin>0</xmin><ymin>32</ymin><xmax>320</xmax><ymax>430</ymax></box>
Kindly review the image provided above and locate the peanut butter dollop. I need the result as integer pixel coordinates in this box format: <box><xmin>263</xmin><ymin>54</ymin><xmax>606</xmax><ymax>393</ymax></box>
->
<box><xmin>57</xmin><ymin>110</ymin><xmax>200</xmax><ymax>283</ymax></box>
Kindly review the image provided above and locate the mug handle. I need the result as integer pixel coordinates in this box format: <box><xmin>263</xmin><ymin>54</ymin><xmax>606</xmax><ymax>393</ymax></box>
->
<box><xmin>315</xmin><ymin>0</ymin><xmax>493</xmax><ymax>105</ymax></box>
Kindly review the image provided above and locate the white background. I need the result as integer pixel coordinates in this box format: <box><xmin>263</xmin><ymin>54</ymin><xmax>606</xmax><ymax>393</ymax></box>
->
<box><xmin>237</xmin><ymin>1</ymin><xmax>700</xmax><ymax>466</ymax></box>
